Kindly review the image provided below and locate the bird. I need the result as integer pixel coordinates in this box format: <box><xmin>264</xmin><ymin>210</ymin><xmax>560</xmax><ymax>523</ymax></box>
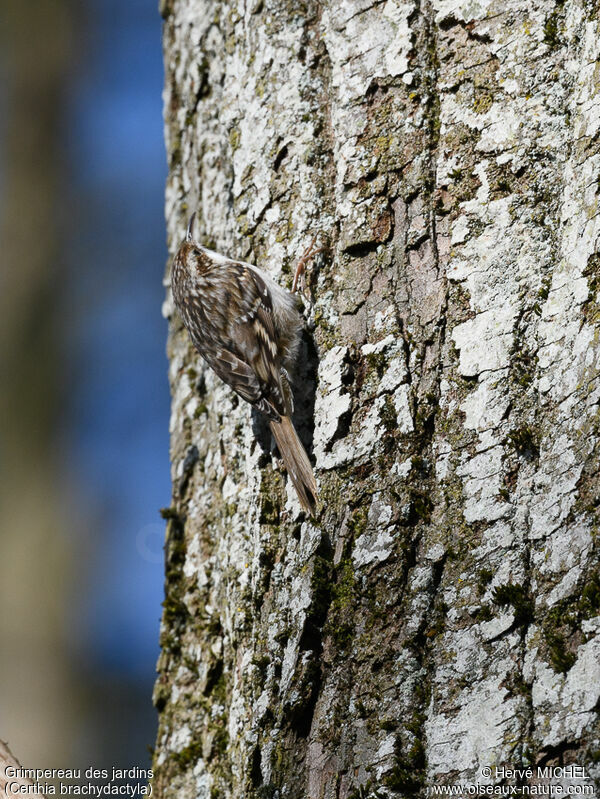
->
<box><xmin>171</xmin><ymin>214</ymin><xmax>318</xmax><ymax>516</ymax></box>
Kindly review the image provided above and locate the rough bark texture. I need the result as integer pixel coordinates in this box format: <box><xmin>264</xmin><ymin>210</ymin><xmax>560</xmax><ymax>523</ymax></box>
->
<box><xmin>155</xmin><ymin>0</ymin><xmax>600</xmax><ymax>796</ymax></box>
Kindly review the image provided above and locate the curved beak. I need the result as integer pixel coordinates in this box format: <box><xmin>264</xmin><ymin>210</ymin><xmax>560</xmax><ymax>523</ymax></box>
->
<box><xmin>185</xmin><ymin>212</ymin><xmax>196</xmax><ymax>242</ymax></box>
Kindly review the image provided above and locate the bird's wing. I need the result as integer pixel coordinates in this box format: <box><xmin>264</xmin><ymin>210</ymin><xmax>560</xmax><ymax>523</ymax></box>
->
<box><xmin>207</xmin><ymin>346</ymin><xmax>280</xmax><ymax>420</ymax></box>
<box><xmin>199</xmin><ymin>261</ymin><xmax>289</xmax><ymax>419</ymax></box>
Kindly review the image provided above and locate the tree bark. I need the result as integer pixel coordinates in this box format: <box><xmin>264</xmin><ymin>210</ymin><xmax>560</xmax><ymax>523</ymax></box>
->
<box><xmin>155</xmin><ymin>0</ymin><xmax>600</xmax><ymax>796</ymax></box>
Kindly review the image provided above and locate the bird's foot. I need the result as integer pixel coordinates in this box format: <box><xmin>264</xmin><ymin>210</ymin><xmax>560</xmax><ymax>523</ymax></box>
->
<box><xmin>292</xmin><ymin>235</ymin><xmax>324</xmax><ymax>294</ymax></box>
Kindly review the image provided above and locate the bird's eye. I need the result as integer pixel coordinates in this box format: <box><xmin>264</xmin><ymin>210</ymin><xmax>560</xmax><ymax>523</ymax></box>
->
<box><xmin>192</xmin><ymin>248</ymin><xmax>201</xmax><ymax>257</ymax></box>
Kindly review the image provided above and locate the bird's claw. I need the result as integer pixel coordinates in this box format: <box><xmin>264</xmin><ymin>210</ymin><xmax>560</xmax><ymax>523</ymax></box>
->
<box><xmin>292</xmin><ymin>235</ymin><xmax>324</xmax><ymax>294</ymax></box>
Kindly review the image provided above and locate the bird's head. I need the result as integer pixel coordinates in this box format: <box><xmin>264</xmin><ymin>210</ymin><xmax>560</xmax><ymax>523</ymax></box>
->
<box><xmin>172</xmin><ymin>212</ymin><xmax>211</xmax><ymax>289</ymax></box>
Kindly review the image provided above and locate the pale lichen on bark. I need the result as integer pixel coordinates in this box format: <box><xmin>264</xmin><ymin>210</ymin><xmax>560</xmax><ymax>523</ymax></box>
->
<box><xmin>155</xmin><ymin>0</ymin><xmax>600</xmax><ymax>796</ymax></box>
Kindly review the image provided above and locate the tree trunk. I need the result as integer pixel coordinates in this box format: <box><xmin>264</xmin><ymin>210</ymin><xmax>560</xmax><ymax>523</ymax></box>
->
<box><xmin>154</xmin><ymin>0</ymin><xmax>600</xmax><ymax>796</ymax></box>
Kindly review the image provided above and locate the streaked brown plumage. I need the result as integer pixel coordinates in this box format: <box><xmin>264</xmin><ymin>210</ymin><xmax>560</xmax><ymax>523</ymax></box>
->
<box><xmin>171</xmin><ymin>215</ymin><xmax>318</xmax><ymax>515</ymax></box>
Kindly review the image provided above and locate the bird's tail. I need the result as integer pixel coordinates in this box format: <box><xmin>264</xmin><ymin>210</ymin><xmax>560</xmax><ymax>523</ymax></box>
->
<box><xmin>269</xmin><ymin>415</ymin><xmax>318</xmax><ymax>516</ymax></box>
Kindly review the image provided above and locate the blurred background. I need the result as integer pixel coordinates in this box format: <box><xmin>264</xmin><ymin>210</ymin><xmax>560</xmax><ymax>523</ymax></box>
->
<box><xmin>0</xmin><ymin>0</ymin><xmax>168</xmax><ymax>770</ymax></box>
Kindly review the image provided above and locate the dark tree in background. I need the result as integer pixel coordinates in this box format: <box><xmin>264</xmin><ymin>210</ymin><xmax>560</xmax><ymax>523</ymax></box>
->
<box><xmin>0</xmin><ymin>0</ymin><xmax>165</xmax><ymax>773</ymax></box>
<box><xmin>155</xmin><ymin>0</ymin><xmax>600</xmax><ymax>796</ymax></box>
<box><xmin>0</xmin><ymin>0</ymin><xmax>79</xmax><ymax>766</ymax></box>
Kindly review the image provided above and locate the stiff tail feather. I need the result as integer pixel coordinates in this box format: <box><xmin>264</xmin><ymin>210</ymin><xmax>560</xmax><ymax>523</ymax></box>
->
<box><xmin>269</xmin><ymin>415</ymin><xmax>318</xmax><ymax>516</ymax></box>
